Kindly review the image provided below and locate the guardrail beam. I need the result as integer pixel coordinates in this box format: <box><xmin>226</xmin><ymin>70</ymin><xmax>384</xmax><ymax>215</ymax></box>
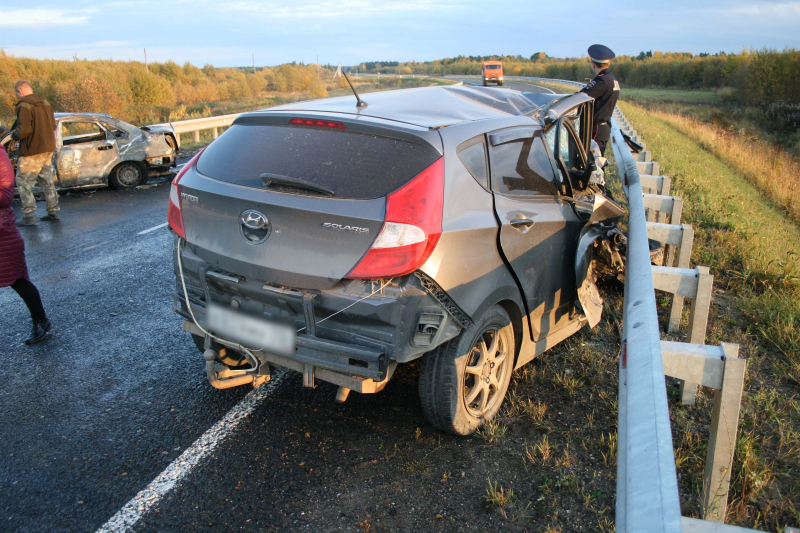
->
<box><xmin>611</xmin><ymin>115</ymin><xmax>683</xmax><ymax>533</ymax></box>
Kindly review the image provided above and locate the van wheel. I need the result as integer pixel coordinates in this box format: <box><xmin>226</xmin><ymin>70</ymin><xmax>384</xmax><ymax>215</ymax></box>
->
<box><xmin>419</xmin><ymin>305</ymin><xmax>514</xmax><ymax>435</ymax></box>
<box><xmin>110</xmin><ymin>161</ymin><xmax>145</xmax><ymax>189</ymax></box>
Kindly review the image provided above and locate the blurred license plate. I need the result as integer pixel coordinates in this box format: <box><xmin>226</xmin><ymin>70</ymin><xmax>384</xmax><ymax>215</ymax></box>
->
<box><xmin>206</xmin><ymin>302</ymin><xmax>295</xmax><ymax>355</ymax></box>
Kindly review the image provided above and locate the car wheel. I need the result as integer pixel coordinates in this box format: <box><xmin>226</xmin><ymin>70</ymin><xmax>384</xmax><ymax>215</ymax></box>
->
<box><xmin>498</xmin><ymin>81</ymin><xmax>504</xmax><ymax>86</ymax></box>
<box><xmin>419</xmin><ymin>305</ymin><xmax>514</xmax><ymax>435</ymax></box>
<box><xmin>483</xmin><ymin>79</ymin><xmax>487</xmax><ymax>86</ymax></box>
<box><xmin>110</xmin><ymin>161</ymin><xmax>145</xmax><ymax>189</ymax></box>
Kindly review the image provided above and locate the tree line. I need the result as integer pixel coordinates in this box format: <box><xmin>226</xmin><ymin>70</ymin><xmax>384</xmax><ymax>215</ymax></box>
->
<box><xmin>361</xmin><ymin>49</ymin><xmax>800</xmax><ymax>107</ymax></box>
<box><xmin>0</xmin><ymin>52</ymin><xmax>330</xmax><ymax>126</ymax></box>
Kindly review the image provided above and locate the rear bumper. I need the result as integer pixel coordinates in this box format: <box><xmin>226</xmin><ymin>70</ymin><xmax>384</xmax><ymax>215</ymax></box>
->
<box><xmin>182</xmin><ymin>320</ymin><xmax>398</xmax><ymax>393</ymax></box>
<box><xmin>173</xmin><ymin>238</ymin><xmax>465</xmax><ymax>387</ymax></box>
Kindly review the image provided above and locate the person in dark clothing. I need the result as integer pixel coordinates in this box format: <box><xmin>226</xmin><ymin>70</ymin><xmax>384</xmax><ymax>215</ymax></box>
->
<box><xmin>0</xmin><ymin>143</ymin><xmax>51</xmax><ymax>344</ymax></box>
<box><xmin>10</xmin><ymin>80</ymin><xmax>59</xmax><ymax>226</ymax></box>
<box><xmin>580</xmin><ymin>45</ymin><xmax>620</xmax><ymax>156</ymax></box>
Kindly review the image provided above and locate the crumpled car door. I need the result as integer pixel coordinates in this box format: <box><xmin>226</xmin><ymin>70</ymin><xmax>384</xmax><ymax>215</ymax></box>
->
<box><xmin>548</xmin><ymin>102</ymin><xmax>624</xmax><ymax>328</ymax></box>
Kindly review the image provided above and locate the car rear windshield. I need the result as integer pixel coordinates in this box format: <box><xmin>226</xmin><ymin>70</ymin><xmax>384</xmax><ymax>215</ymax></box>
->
<box><xmin>196</xmin><ymin>124</ymin><xmax>441</xmax><ymax>199</ymax></box>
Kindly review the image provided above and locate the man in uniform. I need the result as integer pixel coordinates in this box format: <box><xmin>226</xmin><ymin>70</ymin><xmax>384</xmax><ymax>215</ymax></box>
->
<box><xmin>10</xmin><ymin>80</ymin><xmax>59</xmax><ymax>226</ymax></box>
<box><xmin>580</xmin><ymin>44</ymin><xmax>620</xmax><ymax>156</ymax></box>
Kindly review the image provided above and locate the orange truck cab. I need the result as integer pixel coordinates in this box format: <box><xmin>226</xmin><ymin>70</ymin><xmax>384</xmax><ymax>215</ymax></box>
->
<box><xmin>482</xmin><ymin>61</ymin><xmax>503</xmax><ymax>86</ymax></box>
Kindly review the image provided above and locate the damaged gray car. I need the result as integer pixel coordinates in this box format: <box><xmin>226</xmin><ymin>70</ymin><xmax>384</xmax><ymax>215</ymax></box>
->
<box><xmin>0</xmin><ymin>112</ymin><xmax>178</xmax><ymax>190</ymax></box>
<box><xmin>169</xmin><ymin>86</ymin><xmax>624</xmax><ymax>435</ymax></box>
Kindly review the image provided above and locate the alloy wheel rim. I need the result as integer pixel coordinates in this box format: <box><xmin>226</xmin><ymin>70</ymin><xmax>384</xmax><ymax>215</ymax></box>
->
<box><xmin>462</xmin><ymin>327</ymin><xmax>509</xmax><ymax>417</ymax></box>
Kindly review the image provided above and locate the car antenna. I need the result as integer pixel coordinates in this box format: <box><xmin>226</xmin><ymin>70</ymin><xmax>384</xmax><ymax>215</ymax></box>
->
<box><xmin>341</xmin><ymin>69</ymin><xmax>367</xmax><ymax>108</ymax></box>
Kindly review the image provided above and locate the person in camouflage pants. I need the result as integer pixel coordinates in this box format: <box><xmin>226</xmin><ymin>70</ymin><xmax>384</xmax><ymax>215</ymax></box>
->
<box><xmin>10</xmin><ymin>81</ymin><xmax>59</xmax><ymax>226</ymax></box>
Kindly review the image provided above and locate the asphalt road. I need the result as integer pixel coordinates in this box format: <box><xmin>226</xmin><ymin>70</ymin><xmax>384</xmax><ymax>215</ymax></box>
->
<box><xmin>1</xmin><ymin>80</ymin><xmax>557</xmax><ymax>533</ymax></box>
<box><xmin>450</xmin><ymin>76</ymin><xmax>561</xmax><ymax>94</ymax></box>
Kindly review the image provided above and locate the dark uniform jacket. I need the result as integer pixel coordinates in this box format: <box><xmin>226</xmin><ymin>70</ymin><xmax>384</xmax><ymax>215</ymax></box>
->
<box><xmin>580</xmin><ymin>69</ymin><xmax>620</xmax><ymax>143</ymax></box>
<box><xmin>11</xmin><ymin>94</ymin><xmax>57</xmax><ymax>157</ymax></box>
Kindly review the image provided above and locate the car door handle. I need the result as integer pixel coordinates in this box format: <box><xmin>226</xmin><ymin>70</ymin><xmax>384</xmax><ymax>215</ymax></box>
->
<box><xmin>98</xmin><ymin>145</ymin><xmax>112</xmax><ymax>151</ymax></box>
<box><xmin>510</xmin><ymin>217</ymin><xmax>535</xmax><ymax>229</ymax></box>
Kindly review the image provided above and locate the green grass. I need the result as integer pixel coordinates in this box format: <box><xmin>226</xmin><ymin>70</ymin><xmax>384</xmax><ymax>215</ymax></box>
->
<box><xmin>621</xmin><ymin>87</ymin><xmax>723</xmax><ymax>105</ymax></box>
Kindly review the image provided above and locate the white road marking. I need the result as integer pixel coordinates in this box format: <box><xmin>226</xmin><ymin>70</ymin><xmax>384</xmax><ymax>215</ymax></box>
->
<box><xmin>137</xmin><ymin>222</ymin><xmax>168</xmax><ymax>235</ymax></box>
<box><xmin>94</xmin><ymin>378</ymin><xmax>280</xmax><ymax>533</ymax></box>
<box><xmin>534</xmin><ymin>85</ymin><xmax>557</xmax><ymax>94</ymax></box>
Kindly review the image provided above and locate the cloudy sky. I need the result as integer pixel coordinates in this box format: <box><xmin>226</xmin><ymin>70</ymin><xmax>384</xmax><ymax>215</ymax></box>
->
<box><xmin>1</xmin><ymin>0</ymin><xmax>798</xmax><ymax>67</ymax></box>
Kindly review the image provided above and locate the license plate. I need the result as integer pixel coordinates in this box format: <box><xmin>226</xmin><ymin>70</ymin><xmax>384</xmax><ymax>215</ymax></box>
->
<box><xmin>206</xmin><ymin>302</ymin><xmax>296</xmax><ymax>356</ymax></box>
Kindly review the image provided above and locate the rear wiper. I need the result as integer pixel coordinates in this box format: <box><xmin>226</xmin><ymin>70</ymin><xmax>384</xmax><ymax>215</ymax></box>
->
<box><xmin>260</xmin><ymin>173</ymin><xmax>334</xmax><ymax>197</ymax></box>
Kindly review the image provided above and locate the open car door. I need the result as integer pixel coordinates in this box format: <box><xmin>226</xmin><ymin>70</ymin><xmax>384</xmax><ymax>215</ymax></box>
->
<box><xmin>540</xmin><ymin>94</ymin><xmax>624</xmax><ymax>328</ymax></box>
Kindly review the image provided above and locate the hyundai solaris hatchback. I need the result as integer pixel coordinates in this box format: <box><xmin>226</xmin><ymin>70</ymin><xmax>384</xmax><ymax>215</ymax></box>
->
<box><xmin>169</xmin><ymin>85</ymin><xmax>624</xmax><ymax>435</ymax></box>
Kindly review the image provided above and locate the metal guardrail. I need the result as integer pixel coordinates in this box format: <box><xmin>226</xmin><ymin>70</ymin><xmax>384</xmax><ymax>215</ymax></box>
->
<box><xmin>610</xmin><ymin>114</ymin><xmax>684</xmax><ymax>532</ymax></box>
<box><xmin>151</xmin><ymin>113</ymin><xmax>241</xmax><ymax>148</ymax></box>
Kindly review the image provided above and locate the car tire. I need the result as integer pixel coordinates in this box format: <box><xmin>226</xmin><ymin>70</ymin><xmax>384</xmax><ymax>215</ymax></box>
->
<box><xmin>109</xmin><ymin>161</ymin><xmax>145</xmax><ymax>189</ymax></box>
<box><xmin>483</xmin><ymin>79</ymin><xmax>488</xmax><ymax>86</ymax></box>
<box><xmin>498</xmin><ymin>81</ymin><xmax>504</xmax><ymax>86</ymax></box>
<box><xmin>418</xmin><ymin>305</ymin><xmax>515</xmax><ymax>435</ymax></box>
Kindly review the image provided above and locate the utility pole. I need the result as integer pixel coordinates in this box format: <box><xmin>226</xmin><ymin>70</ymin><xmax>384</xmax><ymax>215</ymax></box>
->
<box><xmin>144</xmin><ymin>48</ymin><xmax>148</xmax><ymax>72</ymax></box>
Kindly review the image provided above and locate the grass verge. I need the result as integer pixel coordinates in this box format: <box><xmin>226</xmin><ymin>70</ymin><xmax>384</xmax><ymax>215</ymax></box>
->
<box><xmin>620</xmin><ymin>100</ymin><xmax>800</xmax><ymax>530</ymax></box>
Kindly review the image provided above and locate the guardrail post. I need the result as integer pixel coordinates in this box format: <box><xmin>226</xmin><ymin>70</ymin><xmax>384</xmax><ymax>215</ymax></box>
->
<box><xmin>668</xmin><ymin>225</ymin><xmax>695</xmax><ymax>332</ymax></box>
<box><xmin>641</xmin><ymin>174</ymin><xmax>671</xmax><ymax>196</ymax></box>
<box><xmin>193</xmin><ymin>130</ymin><xmax>200</xmax><ymax>143</ymax></box>
<box><xmin>702</xmin><ymin>343</ymin><xmax>745</xmax><ymax>523</ymax></box>
<box><xmin>663</xmin><ymin>195</ymin><xmax>682</xmax><ymax>254</ymax></box>
<box><xmin>213</xmin><ymin>127</ymin><xmax>219</xmax><ymax>140</ymax></box>
<box><xmin>679</xmin><ymin>266</ymin><xmax>713</xmax><ymax>404</ymax></box>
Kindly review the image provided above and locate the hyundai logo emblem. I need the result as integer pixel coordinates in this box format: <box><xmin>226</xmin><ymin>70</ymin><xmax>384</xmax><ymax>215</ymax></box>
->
<box><xmin>240</xmin><ymin>210</ymin><xmax>268</xmax><ymax>230</ymax></box>
<box><xmin>239</xmin><ymin>210</ymin><xmax>271</xmax><ymax>244</ymax></box>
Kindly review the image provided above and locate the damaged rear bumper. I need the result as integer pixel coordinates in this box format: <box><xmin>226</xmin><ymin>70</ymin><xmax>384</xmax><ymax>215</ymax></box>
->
<box><xmin>173</xmin><ymin>240</ymin><xmax>465</xmax><ymax>392</ymax></box>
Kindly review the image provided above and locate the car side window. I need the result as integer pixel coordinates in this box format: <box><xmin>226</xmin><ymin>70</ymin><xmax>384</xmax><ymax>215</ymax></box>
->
<box><xmin>490</xmin><ymin>130</ymin><xmax>557</xmax><ymax>196</ymax></box>
<box><xmin>61</xmin><ymin>122</ymin><xmax>107</xmax><ymax>146</ymax></box>
<box><xmin>103</xmin><ymin>123</ymin><xmax>128</xmax><ymax>140</ymax></box>
<box><xmin>456</xmin><ymin>136</ymin><xmax>489</xmax><ymax>190</ymax></box>
<box><xmin>559</xmin><ymin>123</ymin><xmax>585</xmax><ymax>173</ymax></box>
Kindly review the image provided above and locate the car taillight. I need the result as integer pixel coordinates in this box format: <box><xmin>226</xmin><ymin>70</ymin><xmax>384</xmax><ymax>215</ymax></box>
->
<box><xmin>346</xmin><ymin>157</ymin><xmax>444</xmax><ymax>279</ymax></box>
<box><xmin>167</xmin><ymin>148</ymin><xmax>205</xmax><ymax>240</ymax></box>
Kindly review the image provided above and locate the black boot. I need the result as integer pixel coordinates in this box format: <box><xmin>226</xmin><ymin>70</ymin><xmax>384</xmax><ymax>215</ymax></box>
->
<box><xmin>25</xmin><ymin>318</ymin><xmax>52</xmax><ymax>345</ymax></box>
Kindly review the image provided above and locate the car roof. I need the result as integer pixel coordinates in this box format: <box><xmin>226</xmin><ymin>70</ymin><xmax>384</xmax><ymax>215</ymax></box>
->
<box><xmin>54</xmin><ymin>112</ymin><xmax>114</xmax><ymax>121</ymax></box>
<box><xmin>263</xmin><ymin>86</ymin><xmax>546</xmax><ymax>129</ymax></box>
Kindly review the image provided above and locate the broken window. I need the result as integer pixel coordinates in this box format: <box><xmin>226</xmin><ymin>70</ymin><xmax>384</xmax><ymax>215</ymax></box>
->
<box><xmin>61</xmin><ymin>122</ymin><xmax>106</xmax><ymax>146</ymax></box>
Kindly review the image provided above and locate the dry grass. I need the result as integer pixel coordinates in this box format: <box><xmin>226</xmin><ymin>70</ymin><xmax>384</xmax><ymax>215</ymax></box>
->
<box><xmin>644</xmin><ymin>108</ymin><xmax>800</xmax><ymax>224</ymax></box>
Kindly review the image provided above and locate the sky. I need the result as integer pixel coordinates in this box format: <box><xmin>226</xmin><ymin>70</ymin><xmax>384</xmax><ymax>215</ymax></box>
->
<box><xmin>0</xmin><ymin>0</ymin><xmax>798</xmax><ymax>67</ymax></box>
